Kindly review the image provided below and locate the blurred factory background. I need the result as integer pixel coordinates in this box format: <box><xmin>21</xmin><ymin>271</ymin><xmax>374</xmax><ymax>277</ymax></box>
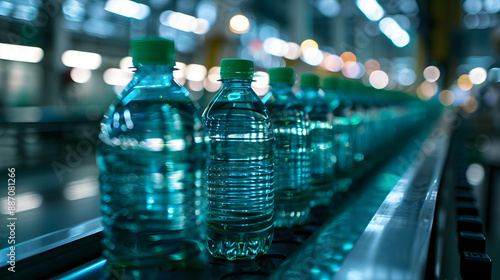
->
<box><xmin>0</xmin><ymin>0</ymin><xmax>499</xmax><ymax>279</ymax></box>
<box><xmin>0</xmin><ymin>0</ymin><xmax>498</xmax><ymax>112</ymax></box>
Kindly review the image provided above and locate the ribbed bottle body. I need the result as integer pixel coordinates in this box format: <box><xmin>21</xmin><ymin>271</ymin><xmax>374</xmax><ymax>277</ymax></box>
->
<box><xmin>97</xmin><ymin>67</ymin><xmax>204</xmax><ymax>267</ymax></box>
<box><xmin>265</xmin><ymin>85</ymin><xmax>310</xmax><ymax>227</ymax></box>
<box><xmin>203</xmin><ymin>81</ymin><xmax>274</xmax><ymax>260</ymax></box>
<box><xmin>302</xmin><ymin>88</ymin><xmax>336</xmax><ymax>207</ymax></box>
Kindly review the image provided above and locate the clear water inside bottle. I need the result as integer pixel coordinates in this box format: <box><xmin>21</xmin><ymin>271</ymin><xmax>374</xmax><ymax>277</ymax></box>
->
<box><xmin>98</xmin><ymin>85</ymin><xmax>205</xmax><ymax>267</ymax></box>
<box><xmin>305</xmin><ymin>104</ymin><xmax>336</xmax><ymax>207</ymax></box>
<box><xmin>266</xmin><ymin>100</ymin><xmax>310</xmax><ymax>228</ymax></box>
<box><xmin>203</xmin><ymin>98</ymin><xmax>274</xmax><ymax>260</ymax></box>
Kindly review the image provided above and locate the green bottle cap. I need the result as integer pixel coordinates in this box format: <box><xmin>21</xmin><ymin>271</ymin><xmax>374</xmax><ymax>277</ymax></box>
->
<box><xmin>300</xmin><ymin>73</ymin><xmax>320</xmax><ymax>89</ymax></box>
<box><xmin>130</xmin><ymin>37</ymin><xmax>176</xmax><ymax>65</ymax></box>
<box><xmin>269</xmin><ymin>67</ymin><xmax>295</xmax><ymax>85</ymax></box>
<box><xmin>323</xmin><ymin>77</ymin><xmax>342</xmax><ymax>90</ymax></box>
<box><xmin>343</xmin><ymin>79</ymin><xmax>354</xmax><ymax>92</ymax></box>
<box><xmin>220</xmin><ymin>58</ymin><xmax>254</xmax><ymax>79</ymax></box>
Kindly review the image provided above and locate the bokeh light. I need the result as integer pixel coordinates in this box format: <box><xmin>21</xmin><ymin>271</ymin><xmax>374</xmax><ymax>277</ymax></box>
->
<box><xmin>173</xmin><ymin>62</ymin><xmax>186</xmax><ymax>85</ymax></box>
<box><xmin>462</xmin><ymin>96</ymin><xmax>478</xmax><ymax>113</ymax></box>
<box><xmin>175</xmin><ymin>62</ymin><xmax>187</xmax><ymax>72</ymax></box>
<box><xmin>301</xmin><ymin>48</ymin><xmax>324</xmax><ymax>66</ymax></box>
<box><xmin>342</xmin><ymin>61</ymin><xmax>364</xmax><ymax>79</ymax></box>
<box><xmin>369</xmin><ymin>70</ymin><xmax>389</xmax><ymax>89</ymax></box>
<box><xmin>229</xmin><ymin>14</ymin><xmax>250</xmax><ymax>34</ymax></box>
<box><xmin>193</xmin><ymin>18</ymin><xmax>210</xmax><ymax>35</ymax></box>
<box><xmin>463</xmin><ymin>0</ymin><xmax>483</xmax><ymax>15</ymax></box>
<box><xmin>284</xmin><ymin>42</ymin><xmax>301</xmax><ymax>60</ymax></box>
<box><xmin>322</xmin><ymin>54</ymin><xmax>343</xmax><ymax>72</ymax></box>
<box><xmin>300</xmin><ymin>39</ymin><xmax>319</xmax><ymax>53</ymax></box>
<box><xmin>188</xmin><ymin>80</ymin><xmax>204</xmax><ymax>91</ymax></box>
<box><xmin>160</xmin><ymin>10</ymin><xmax>210</xmax><ymax>34</ymax></box>
<box><xmin>0</xmin><ymin>43</ymin><xmax>44</xmax><ymax>63</ymax></box>
<box><xmin>422</xmin><ymin>81</ymin><xmax>438</xmax><ymax>94</ymax></box>
<box><xmin>70</xmin><ymin>68</ymin><xmax>91</xmax><ymax>84</ymax></box>
<box><xmin>263</xmin><ymin>37</ymin><xmax>288</xmax><ymax>57</ymax></box>
<box><xmin>488</xmin><ymin>67</ymin><xmax>500</xmax><ymax>83</ymax></box>
<box><xmin>204</xmin><ymin>66</ymin><xmax>222</xmax><ymax>92</ymax></box>
<box><xmin>196</xmin><ymin>0</ymin><xmax>218</xmax><ymax>26</ymax></box>
<box><xmin>423</xmin><ymin>66</ymin><xmax>440</xmax><ymax>82</ymax></box>
<box><xmin>62</xmin><ymin>50</ymin><xmax>102</xmax><ymax>70</ymax></box>
<box><xmin>417</xmin><ymin>81</ymin><xmax>438</xmax><ymax>101</ymax></box>
<box><xmin>340</xmin><ymin>51</ymin><xmax>356</xmax><ymax>63</ymax></box>
<box><xmin>379</xmin><ymin>17</ymin><xmax>410</xmax><ymax>47</ymax></box>
<box><xmin>103</xmin><ymin>68</ymin><xmax>134</xmax><ymax>86</ymax></box>
<box><xmin>252</xmin><ymin>71</ymin><xmax>270</xmax><ymax>96</ymax></box>
<box><xmin>438</xmin><ymin>89</ymin><xmax>455</xmax><ymax>106</ymax></box>
<box><xmin>258</xmin><ymin>24</ymin><xmax>279</xmax><ymax>41</ymax></box>
<box><xmin>469</xmin><ymin>67</ymin><xmax>487</xmax><ymax>84</ymax></box>
<box><xmin>357</xmin><ymin>0</ymin><xmax>385</xmax><ymax>21</ymax></box>
<box><xmin>457</xmin><ymin>74</ymin><xmax>473</xmax><ymax>91</ymax></box>
<box><xmin>119</xmin><ymin>56</ymin><xmax>134</xmax><ymax>71</ymax></box>
<box><xmin>204</xmin><ymin>78</ymin><xmax>221</xmax><ymax>92</ymax></box>
<box><xmin>317</xmin><ymin>0</ymin><xmax>341</xmax><ymax>17</ymax></box>
<box><xmin>397</xmin><ymin>68</ymin><xmax>416</xmax><ymax>86</ymax></box>
<box><xmin>363</xmin><ymin>59</ymin><xmax>380</xmax><ymax>75</ymax></box>
<box><xmin>185</xmin><ymin>64</ymin><xmax>207</xmax><ymax>82</ymax></box>
<box><xmin>466</xmin><ymin>163</ymin><xmax>485</xmax><ymax>186</ymax></box>
<box><xmin>105</xmin><ymin>0</ymin><xmax>150</xmax><ymax>20</ymax></box>
<box><xmin>392</xmin><ymin>31</ymin><xmax>410</xmax><ymax>47</ymax></box>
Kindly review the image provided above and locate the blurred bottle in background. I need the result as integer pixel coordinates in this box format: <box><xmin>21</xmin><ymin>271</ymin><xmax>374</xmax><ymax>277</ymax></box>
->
<box><xmin>354</xmin><ymin>84</ymin><xmax>370</xmax><ymax>161</ymax></box>
<box><xmin>263</xmin><ymin>67</ymin><xmax>310</xmax><ymax>228</ymax></box>
<box><xmin>323</xmin><ymin>77</ymin><xmax>354</xmax><ymax>192</ymax></box>
<box><xmin>346</xmin><ymin>82</ymin><xmax>365</xmax><ymax>164</ymax></box>
<box><xmin>97</xmin><ymin>37</ymin><xmax>205</xmax><ymax>268</ymax></box>
<box><xmin>202</xmin><ymin>59</ymin><xmax>274</xmax><ymax>260</ymax></box>
<box><xmin>366</xmin><ymin>88</ymin><xmax>388</xmax><ymax>159</ymax></box>
<box><xmin>299</xmin><ymin>73</ymin><xmax>336</xmax><ymax>207</ymax></box>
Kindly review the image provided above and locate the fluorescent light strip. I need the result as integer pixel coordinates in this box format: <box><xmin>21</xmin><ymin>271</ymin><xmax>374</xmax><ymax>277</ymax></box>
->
<box><xmin>105</xmin><ymin>0</ymin><xmax>150</xmax><ymax>20</ymax></box>
<box><xmin>63</xmin><ymin>178</ymin><xmax>99</xmax><ymax>201</ymax></box>
<box><xmin>379</xmin><ymin>17</ymin><xmax>410</xmax><ymax>47</ymax></box>
<box><xmin>0</xmin><ymin>192</ymin><xmax>43</xmax><ymax>214</ymax></box>
<box><xmin>356</xmin><ymin>0</ymin><xmax>411</xmax><ymax>48</ymax></box>
<box><xmin>159</xmin><ymin>10</ymin><xmax>211</xmax><ymax>35</ymax></box>
<box><xmin>62</xmin><ymin>50</ymin><xmax>102</xmax><ymax>70</ymax></box>
<box><xmin>0</xmin><ymin>43</ymin><xmax>44</xmax><ymax>63</ymax></box>
<box><xmin>356</xmin><ymin>0</ymin><xmax>385</xmax><ymax>21</ymax></box>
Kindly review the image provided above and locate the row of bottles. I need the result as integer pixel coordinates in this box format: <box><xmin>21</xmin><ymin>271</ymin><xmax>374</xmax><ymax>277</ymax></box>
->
<box><xmin>97</xmin><ymin>37</ymin><xmax>433</xmax><ymax>269</ymax></box>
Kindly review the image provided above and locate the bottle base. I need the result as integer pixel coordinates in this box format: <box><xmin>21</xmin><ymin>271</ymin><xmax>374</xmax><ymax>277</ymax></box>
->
<box><xmin>205</xmin><ymin>230</ymin><xmax>273</xmax><ymax>261</ymax></box>
<box><xmin>102</xmin><ymin>239</ymin><xmax>203</xmax><ymax>268</ymax></box>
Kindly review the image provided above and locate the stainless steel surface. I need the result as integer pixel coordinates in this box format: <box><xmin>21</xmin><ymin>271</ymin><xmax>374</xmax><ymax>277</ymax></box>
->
<box><xmin>0</xmin><ymin>124</ymin><xmax>102</xmax><ymax>245</ymax></box>
<box><xmin>0</xmin><ymin>217</ymin><xmax>102</xmax><ymax>264</ymax></box>
<box><xmin>332</xmin><ymin>117</ymin><xmax>452</xmax><ymax>280</ymax></box>
<box><xmin>55</xmin><ymin>258</ymin><xmax>107</xmax><ymax>280</ymax></box>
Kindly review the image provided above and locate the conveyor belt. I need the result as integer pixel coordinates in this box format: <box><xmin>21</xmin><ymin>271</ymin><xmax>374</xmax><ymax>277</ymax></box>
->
<box><xmin>0</xmin><ymin>114</ymin><xmax>452</xmax><ymax>280</ymax></box>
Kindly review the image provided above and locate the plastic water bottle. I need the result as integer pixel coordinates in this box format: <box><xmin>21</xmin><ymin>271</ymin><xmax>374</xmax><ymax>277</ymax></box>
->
<box><xmin>349</xmin><ymin>82</ymin><xmax>366</xmax><ymax>163</ymax></box>
<box><xmin>263</xmin><ymin>67</ymin><xmax>310</xmax><ymax>228</ymax></box>
<box><xmin>299</xmin><ymin>74</ymin><xmax>335</xmax><ymax>207</ymax></box>
<box><xmin>97</xmin><ymin>37</ymin><xmax>205</xmax><ymax>268</ymax></box>
<box><xmin>323</xmin><ymin>77</ymin><xmax>354</xmax><ymax>192</ymax></box>
<box><xmin>202</xmin><ymin>59</ymin><xmax>274</xmax><ymax>260</ymax></box>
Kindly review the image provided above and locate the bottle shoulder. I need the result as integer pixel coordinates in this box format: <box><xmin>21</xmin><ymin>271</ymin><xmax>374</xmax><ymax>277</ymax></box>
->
<box><xmin>202</xmin><ymin>88</ymin><xmax>271</xmax><ymax>121</ymax></box>
<box><xmin>266</xmin><ymin>101</ymin><xmax>306</xmax><ymax>117</ymax></box>
<box><xmin>99</xmin><ymin>97</ymin><xmax>203</xmax><ymax>144</ymax></box>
